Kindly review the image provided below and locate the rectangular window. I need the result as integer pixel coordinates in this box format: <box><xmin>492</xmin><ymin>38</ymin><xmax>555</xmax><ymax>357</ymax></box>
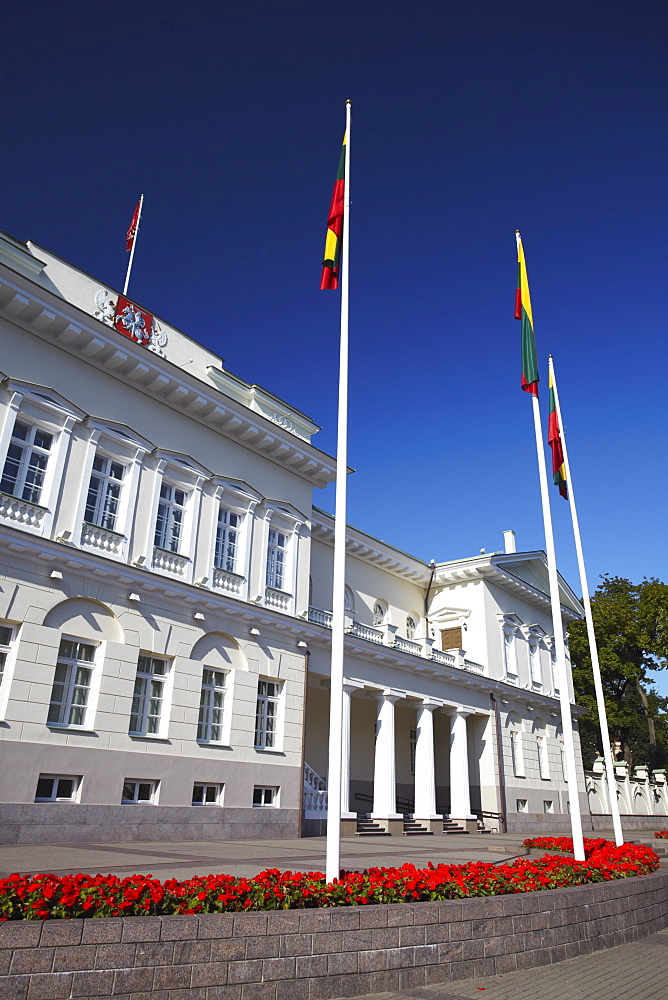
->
<box><xmin>214</xmin><ymin>508</ymin><xmax>240</xmax><ymax>572</ymax></box>
<box><xmin>0</xmin><ymin>420</ymin><xmax>53</xmax><ymax>504</ymax></box>
<box><xmin>254</xmin><ymin>679</ymin><xmax>280</xmax><ymax>749</ymax></box>
<box><xmin>409</xmin><ymin>728</ymin><xmax>417</xmax><ymax>776</ymax></box>
<box><xmin>503</xmin><ymin>632</ymin><xmax>518</xmax><ymax>683</ymax></box>
<box><xmin>192</xmin><ymin>782</ymin><xmax>223</xmax><ymax>805</ymax></box>
<box><xmin>253</xmin><ymin>786</ymin><xmax>278</xmax><ymax>807</ymax></box>
<box><xmin>47</xmin><ymin>638</ymin><xmax>96</xmax><ymax>727</ymax></box>
<box><xmin>266</xmin><ymin>528</ymin><xmax>287</xmax><ymax>590</ymax></box>
<box><xmin>537</xmin><ymin>735</ymin><xmax>550</xmax><ymax>779</ymax></box>
<box><xmin>154</xmin><ymin>482</ymin><xmax>187</xmax><ymax>553</ymax></box>
<box><xmin>0</xmin><ymin>624</ymin><xmax>13</xmax><ymax>686</ymax></box>
<box><xmin>516</xmin><ymin>798</ymin><xmax>528</xmax><ymax>813</ymax></box>
<box><xmin>510</xmin><ymin>729</ymin><xmax>525</xmax><ymax>777</ymax></box>
<box><xmin>35</xmin><ymin>774</ymin><xmax>80</xmax><ymax>802</ymax></box>
<box><xmin>84</xmin><ymin>453</ymin><xmax>124</xmax><ymax>530</ymax></box>
<box><xmin>544</xmin><ymin>800</ymin><xmax>554</xmax><ymax>814</ymax></box>
<box><xmin>529</xmin><ymin>644</ymin><xmax>542</xmax><ymax>687</ymax></box>
<box><xmin>129</xmin><ymin>655</ymin><xmax>169</xmax><ymax>735</ymax></box>
<box><xmin>551</xmin><ymin>649</ymin><xmax>560</xmax><ymax>694</ymax></box>
<box><xmin>197</xmin><ymin>668</ymin><xmax>226</xmax><ymax>743</ymax></box>
<box><xmin>121</xmin><ymin>779</ymin><xmax>157</xmax><ymax>804</ymax></box>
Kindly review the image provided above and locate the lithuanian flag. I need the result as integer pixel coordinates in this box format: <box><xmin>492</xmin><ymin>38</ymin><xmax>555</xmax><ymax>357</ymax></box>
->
<box><xmin>320</xmin><ymin>133</ymin><xmax>346</xmax><ymax>290</ymax></box>
<box><xmin>548</xmin><ymin>369</ymin><xmax>568</xmax><ymax>498</ymax></box>
<box><xmin>515</xmin><ymin>231</ymin><xmax>539</xmax><ymax>395</ymax></box>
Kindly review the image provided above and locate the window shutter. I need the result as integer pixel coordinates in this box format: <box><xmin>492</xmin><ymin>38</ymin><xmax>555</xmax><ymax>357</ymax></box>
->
<box><xmin>440</xmin><ymin>626</ymin><xmax>462</xmax><ymax>650</ymax></box>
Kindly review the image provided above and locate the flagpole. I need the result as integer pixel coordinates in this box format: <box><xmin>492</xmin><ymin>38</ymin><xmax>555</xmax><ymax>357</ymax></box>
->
<box><xmin>123</xmin><ymin>194</ymin><xmax>144</xmax><ymax>296</ymax></box>
<box><xmin>515</xmin><ymin>230</ymin><xmax>585</xmax><ymax>861</ymax></box>
<box><xmin>548</xmin><ymin>356</ymin><xmax>624</xmax><ymax>846</ymax></box>
<box><xmin>326</xmin><ymin>99</ymin><xmax>352</xmax><ymax>885</ymax></box>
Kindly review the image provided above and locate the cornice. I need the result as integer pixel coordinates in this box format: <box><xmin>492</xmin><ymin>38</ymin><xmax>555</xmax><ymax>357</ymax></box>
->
<box><xmin>0</xmin><ymin>267</ymin><xmax>336</xmax><ymax>489</ymax></box>
<box><xmin>310</xmin><ymin>508</ymin><xmax>430</xmax><ymax>585</ymax></box>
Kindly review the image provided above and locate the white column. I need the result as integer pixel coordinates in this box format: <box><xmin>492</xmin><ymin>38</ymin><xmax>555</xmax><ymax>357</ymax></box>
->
<box><xmin>449</xmin><ymin>708</ymin><xmax>475</xmax><ymax>820</ymax></box>
<box><xmin>341</xmin><ymin>679</ymin><xmax>364</xmax><ymax>818</ymax></box>
<box><xmin>414</xmin><ymin>699</ymin><xmax>443</xmax><ymax>820</ymax></box>
<box><xmin>371</xmin><ymin>689</ymin><xmax>403</xmax><ymax>820</ymax></box>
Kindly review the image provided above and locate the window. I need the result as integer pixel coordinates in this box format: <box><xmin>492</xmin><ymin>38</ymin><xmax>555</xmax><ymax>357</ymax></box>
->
<box><xmin>503</xmin><ymin>631</ymin><xmax>518</xmax><ymax>683</ymax></box>
<box><xmin>544</xmin><ymin>800</ymin><xmax>554</xmax><ymax>814</ymax></box>
<box><xmin>197</xmin><ymin>668</ymin><xmax>226</xmax><ymax>743</ymax></box>
<box><xmin>373</xmin><ymin>602</ymin><xmax>387</xmax><ymax>627</ymax></box>
<box><xmin>0</xmin><ymin>624</ymin><xmax>13</xmax><ymax>687</ymax></box>
<box><xmin>560</xmin><ymin>742</ymin><xmax>567</xmax><ymax>781</ymax></box>
<box><xmin>154</xmin><ymin>482</ymin><xmax>187</xmax><ymax>552</ymax></box>
<box><xmin>440</xmin><ymin>626</ymin><xmax>462</xmax><ymax>651</ymax></box>
<box><xmin>550</xmin><ymin>647</ymin><xmax>560</xmax><ymax>694</ymax></box>
<box><xmin>409</xmin><ymin>728</ymin><xmax>417</xmax><ymax>775</ymax></box>
<box><xmin>510</xmin><ymin>729</ymin><xmax>525</xmax><ymax>777</ymax></box>
<box><xmin>121</xmin><ymin>779</ymin><xmax>157</xmax><ymax>804</ymax></box>
<box><xmin>0</xmin><ymin>420</ymin><xmax>53</xmax><ymax>504</ymax></box>
<box><xmin>266</xmin><ymin>528</ymin><xmax>287</xmax><ymax>590</ymax></box>
<box><xmin>129</xmin><ymin>655</ymin><xmax>169</xmax><ymax>735</ymax></box>
<box><xmin>516</xmin><ymin>798</ymin><xmax>528</xmax><ymax>813</ymax></box>
<box><xmin>406</xmin><ymin>616</ymin><xmax>418</xmax><ymax>640</ymax></box>
<box><xmin>35</xmin><ymin>775</ymin><xmax>80</xmax><ymax>802</ymax></box>
<box><xmin>47</xmin><ymin>638</ymin><xmax>96</xmax><ymax>727</ymax></box>
<box><xmin>537</xmin><ymin>735</ymin><xmax>550</xmax><ymax>779</ymax></box>
<box><xmin>529</xmin><ymin>642</ymin><xmax>542</xmax><ymax>688</ymax></box>
<box><xmin>84</xmin><ymin>453</ymin><xmax>124</xmax><ymax>530</ymax></box>
<box><xmin>214</xmin><ymin>507</ymin><xmax>241</xmax><ymax>572</ymax></box>
<box><xmin>192</xmin><ymin>783</ymin><xmax>223</xmax><ymax>805</ymax></box>
<box><xmin>255</xmin><ymin>679</ymin><xmax>280</xmax><ymax>748</ymax></box>
<box><xmin>253</xmin><ymin>786</ymin><xmax>278</xmax><ymax>807</ymax></box>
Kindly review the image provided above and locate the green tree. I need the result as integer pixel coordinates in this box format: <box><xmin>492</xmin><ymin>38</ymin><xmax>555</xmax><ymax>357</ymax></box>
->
<box><xmin>569</xmin><ymin>576</ymin><xmax>668</xmax><ymax>769</ymax></box>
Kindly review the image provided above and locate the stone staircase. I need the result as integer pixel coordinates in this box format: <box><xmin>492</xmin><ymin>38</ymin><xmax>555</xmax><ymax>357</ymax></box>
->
<box><xmin>403</xmin><ymin>819</ymin><xmax>434</xmax><ymax>836</ymax></box>
<box><xmin>356</xmin><ymin>818</ymin><xmax>391</xmax><ymax>837</ymax></box>
<box><xmin>442</xmin><ymin>818</ymin><xmax>470</xmax><ymax>834</ymax></box>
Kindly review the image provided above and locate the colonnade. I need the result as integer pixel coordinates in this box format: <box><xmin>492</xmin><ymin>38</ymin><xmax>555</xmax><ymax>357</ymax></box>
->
<box><xmin>340</xmin><ymin>681</ymin><xmax>478</xmax><ymax>832</ymax></box>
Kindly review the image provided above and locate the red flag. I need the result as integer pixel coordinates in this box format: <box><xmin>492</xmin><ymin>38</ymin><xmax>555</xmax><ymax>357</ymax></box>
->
<box><xmin>126</xmin><ymin>199</ymin><xmax>142</xmax><ymax>252</ymax></box>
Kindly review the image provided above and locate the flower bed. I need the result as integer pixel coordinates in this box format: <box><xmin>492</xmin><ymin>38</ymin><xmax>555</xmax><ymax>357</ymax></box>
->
<box><xmin>0</xmin><ymin>838</ymin><xmax>658</xmax><ymax>921</ymax></box>
<box><xmin>654</xmin><ymin>831</ymin><xmax>668</xmax><ymax>839</ymax></box>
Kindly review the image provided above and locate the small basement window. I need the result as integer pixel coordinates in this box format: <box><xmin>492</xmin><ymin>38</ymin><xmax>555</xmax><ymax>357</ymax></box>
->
<box><xmin>192</xmin><ymin>783</ymin><xmax>223</xmax><ymax>805</ymax></box>
<box><xmin>121</xmin><ymin>779</ymin><xmax>157</xmax><ymax>804</ymax></box>
<box><xmin>35</xmin><ymin>774</ymin><xmax>80</xmax><ymax>802</ymax></box>
<box><xmin>253</xmin><ymin>786</ymin><xmax>278</xmax><ymax>807</ymax></box>
<box><xmin>516</xmin><ymin>798</ymin><xmax>528</xmax><ymax>813</ymax></box>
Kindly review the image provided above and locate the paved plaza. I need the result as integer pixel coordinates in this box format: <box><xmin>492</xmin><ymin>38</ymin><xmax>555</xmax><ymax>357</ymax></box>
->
<box><xmin>0</xmin><ymin>831</ymin><xmax>665</xmax><ymax>1000</ymax></box>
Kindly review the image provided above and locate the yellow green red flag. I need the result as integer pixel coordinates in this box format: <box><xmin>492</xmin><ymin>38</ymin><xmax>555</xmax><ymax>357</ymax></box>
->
<box><xmin>320</xmin><ymin>133</ymin><xmax>346</xmax><ymax>290</ymax></box>
<box><xmin>515</xmin><ymin>232</ymin><xmax>539</xmax><ymax>395</ymax></box>
<box><xmin>548</xmin><ymin>368</ymin><xmax>568</xmax><ymax>498</ymax></box>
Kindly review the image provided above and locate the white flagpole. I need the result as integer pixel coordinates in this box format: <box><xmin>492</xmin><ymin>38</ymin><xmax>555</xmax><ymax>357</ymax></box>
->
<box><xmin>123</xmin><ymin>194</ymin><xmax>144</xmax><ymax>296</ymax></box>
<box><xmin>516</xmin><ymin>233</ymin><xmax>585</xmax><ymax>862</ymax></box>
<box><xmin>548</xmin><ymin>356</ymin><xmax>624</xmax><ymax>846</ymax></box>
<box><xmin>326</xmin><ymin>100</ymin><xmax>352</xmax><ymax>884</ymax></box>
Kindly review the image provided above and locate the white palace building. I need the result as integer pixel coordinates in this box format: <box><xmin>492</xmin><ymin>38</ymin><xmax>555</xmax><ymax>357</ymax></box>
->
<box><xmin>0</xmin><ymin>231</ymin><xmax>663</xmax><ymax>845</ymax></box>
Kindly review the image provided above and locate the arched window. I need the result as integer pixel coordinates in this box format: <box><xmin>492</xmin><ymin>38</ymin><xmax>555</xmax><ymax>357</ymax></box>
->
<box><xmin>373</xmin><ymin>601</ymin><xmax>387</xmax><ymax>627</ymax></box>
<box><xmin>406</xmin><ymin>615</ymin><xmax>418</xmax><ymax>640</ymax></box>
<box><xmin>344</xmin><ymin>586</ymin><xmax>355</xmax><ymax>613</ymax></box>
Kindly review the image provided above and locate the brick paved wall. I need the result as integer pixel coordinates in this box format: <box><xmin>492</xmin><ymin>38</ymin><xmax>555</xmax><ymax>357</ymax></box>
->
<box><xmin>0</xmin><ymin>870</ymin><xmax>666</xmax><ymax>999</ymax></box>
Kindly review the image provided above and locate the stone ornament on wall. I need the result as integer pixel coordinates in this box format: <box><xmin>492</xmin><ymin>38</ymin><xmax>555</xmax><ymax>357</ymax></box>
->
<box><xmin>94</xmin><ymin>289</ymin><xmax>168</xmax><ymax>357</ymax></box>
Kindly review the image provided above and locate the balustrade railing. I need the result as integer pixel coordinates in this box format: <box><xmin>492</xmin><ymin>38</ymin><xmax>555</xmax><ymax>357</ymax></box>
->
<box><xmin>152</xmin><ymin>547</ymin><xmax>190</xmax><ymax>577</ymax></box>
<box><xmin>303</xmin><ymin>762</ymin><xmax>328</xmax><ymax>816</ymax></box>
<box><xmin>265</xmin><ymin>587</ymin><xmax>290</xmax><ymax>611</ymax></box>
<box><xmin>308</xmin><ymin>606</ymin><xmax>333</xmax><ymax>627</ymax></box>
<box><xmin>347</xmin><ymin>621</ymin><xmax>383</xmax><ymax>644</ymax></box>
<box><xmin>431</xmin><ymin>648</ymin><xmax>456</xmax><ymax>667</ymax></box>
<box><xmin>213</xmin><ymin>567</ymin><xmax>245</xmax><ymax>595</ymax></box>
<box><xmin>0</xmin><ymin>491</ymin><xmax>47</xmax><ymax>530</ymax></box>
<box><xmin>394</xmin><ymin>636</ymin><xmax>422</xmax><ymax>655</ymax></box>
<box><xmin>81</xmin><ymin>522</ymin><xmax>125</xmax><ymax>555</ymax></box>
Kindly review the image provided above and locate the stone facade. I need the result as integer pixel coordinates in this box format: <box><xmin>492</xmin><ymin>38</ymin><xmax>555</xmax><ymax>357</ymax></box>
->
<box><xmin>0</xmin><ymin>870</ymin><xmax>666</xmax><ymax>999</ymax></box>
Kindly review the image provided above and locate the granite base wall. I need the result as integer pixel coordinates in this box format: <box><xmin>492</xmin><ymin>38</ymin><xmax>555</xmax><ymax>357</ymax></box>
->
<box><xmin>0</xmin><ymin>804</ymin><xmax>300</xmax><ymax>845</ymax></box>
<box><xmin>0</xmin><ymin>869</ymin><xmax>666</xmax><ymax>999</ymax></box>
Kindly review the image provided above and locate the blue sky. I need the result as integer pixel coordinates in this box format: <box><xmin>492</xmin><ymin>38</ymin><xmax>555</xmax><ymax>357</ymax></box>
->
<box><xmin>4</xmin><ymin>2</ymin><xmax>667</xmax><ymax>686</ymax></box>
